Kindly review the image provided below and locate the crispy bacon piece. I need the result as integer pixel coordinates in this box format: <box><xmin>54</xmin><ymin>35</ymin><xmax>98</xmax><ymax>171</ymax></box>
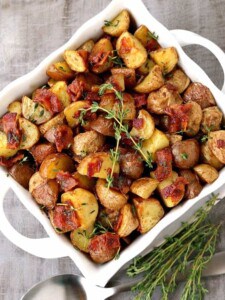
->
<box><xmin>146</xmin><ymin>38</ymin><xmax>160</xmax><ymax>52</ymax></box>
<box><xmin>119</xmin><ymin>37</ymin><xmax>132</xmax><ymax>54</ymax></box>
<box><xmin>54</xmin><ymin>124</ymin><xmax>73</xmax><ymax>152</ymax></box>
<box><xmin>133</xmin><ymin>93</ymin><xmax>147</xmax><ymax>108</ymax></box>
<box><xmin>56</xmin><ymin>171</ymin><xmax>78</xmax><ymax>192</ymax></box>
<box><xmin>2</xmin><ymin>113</ymin><xmax>21</xmax><ymax>149</ymax></box>
<box><xmin>133</xmin><ymin>118</ymin><xmax>144</xmax><ymax>129</ymax></box>
<box><xmin>161</xmin><ymin>177</ymin><xmax>189</xmax><ymax>202</ymax></box>
<box><xmin>89</xmin><ymin>51</ymin><xmax>111</xmax><ymax>67</ymax></box>
<box><xmin>67</xmin><ymin>78</ymin><xmax>84</xmax><ymax>101</ymax></box>
<box><xmin>89</xmin><ymin>232</ymin><xmax>120</xmax><ymax>263</ymax></box>
<box><xmin>33</xmin><ymin>89</ymin><xmax>62</xmax><ymax>113</ymax></box>
<box><xmin>217</xmin><ymin>139</ymin><xmax>225</xmax><ymax>149</ymax></box>
<box><xmin>165</xmin><ymin>103</ymin><xmax>192</xmax><ymax>133</ymax></box>
<box><xmin>154</xmin><ymin>148</ymin><xmax>173</xmax><ymax>182</ymax></box>
<box><xmin>87</xmin><ymin>158</ymin><xmax>103</xmax><ymax>177</ymax></box>
<box><xmin>51</xmin><ymin>202</ymin><xmax>80</xmax><ymax>232</ymax></box>
<box><xmin>0</xmin><ymin>153</ymin><xmax>24</xmax><ymax>168</ymax></box>
<box><xmin>84</xmin><ymin>92</ymin><xmax>101</xmax><ymax>102</ymax></box>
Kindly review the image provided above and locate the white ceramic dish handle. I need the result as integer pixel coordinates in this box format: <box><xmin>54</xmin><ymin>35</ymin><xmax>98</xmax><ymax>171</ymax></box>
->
<box><xmin>171</xmin><ymin>29</ymin><xmax>225</xmax><ymax>93</ymax></box>
<box><xmin>0</xmin><ymin>184</ymin><xmax>67</xmax><ymax>259</ymax></box>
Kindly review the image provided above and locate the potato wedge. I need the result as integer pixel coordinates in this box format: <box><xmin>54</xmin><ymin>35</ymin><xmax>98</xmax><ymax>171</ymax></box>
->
<box><xmin>50</xmin><ymin>81</ymin><xmax>71</xmax><ymax>108</ymax></box>
<box><xmin>150</xmin><ymin>47</ymin><xmax>178</xmax><ymax>74</ymax></box>
<box><xmin>89</xmin><ymin>116</ymin><xmax>114</xmax><ymax>137</ymax></box>
<box><xmin>111</xmin><ymin>68</ymin><xmax>136</xmax><ymax>88</ymax></box>
<box><xmin>142</xmin><ymin>129</ymin><xmax>170</xmax><ymax>160</ymax></box>
<box><xmin>131</xmin><ymin>177</ymin><xmax>159</xmax><ymax>199</ymax></box>
<box><xmin>19</xmin><ymin>118</ymin><xmax>40</xmax><ymax>149</ymax></box>
<box><xmin>193</xmin><ymin>164</ymin><xmax>219</xmax><ymax>184</ymax></box>
<box><xmin>166</xmin><ymin>68</ymin><xmax>190</xmax><ymax>93</ymax></box>
<box><xmin>201</xmin><ymin>142</ymin><xmax>223</xmax><ymax>170</ymax></box>
<box><xmin>133</xmin><ymin>197</ymin><xmax>164</xmax><ymax>234</ymax></box>
<box><xmin>22</xmin><ymin>96</ymin><xmax>52</xmax><ymax>125</ymax></box>
<box><xmin>106</xmin><ymin>73</ymin><xmax>125</xmax><ymax>91</ymax></box>
<box><xmin>130</xmin><ymin>109</ymin><xmax>155</xmax><ymax>140</ymax></box>
<box><xmin>0</xmin><ymin>131</ymin><xmax>18</xmax><ymax>157</ymax></box>
<box><xmin>64</xmin><ymin>49</ymin><xmax>88</xmax><ymax>73</ymax></box>
<box><xmin>72</xmin><ymin>172</ymin><xmax>96</xmax><ymax>191</ymax></box>
<box><xmin>134</xmin><ymin>65</ymin><xmax>164</xmax><ymax>93</ymax></box>
<box><xmin>61</xmin><ymin>188</ymin><xmax>98</xmax><ymax>229</ymax></box>
<box><xmin>46</xmin><ymin>61</ymin><xmax>75</xmax><ymax>81</ymax></box>
<box><xmin>115</xmin><ymin>204</ymin><xmax>139</xmax><ymax>237</ymax></box>
<box><xmin>96</xmin><ymin>178</ymin><xmax>128</xmax><ymax>210</ymax></box>
<box><xmin>78</xmin><ymin>39</ymin><xmax>95</xmax><ymax>53</ymax></box>
<box><xmin>64</xmin><ymin>101</ymin><xmax>90</xmax><ymax>128</ymax></box>
<box><xmin>70</xmin><ymin>225</ymin><xmax>94</xmax><ymax>253</ymax></box>
<box><xmin>208</xmin><ymin>130</ymin><xmax>225</xmax><ymax>164</ymax></box>
<box><xmin>7</xmin><ymin>101</ymin><xmax>22</xmax><ymax>115</ymax></box>
<box><xmin>40</xmin><ymin>153</ymin><xmax>75</xmax><ymax>179</ymax></box>
<box><xmin>136</xmin><ymin>58</ymin><xmax>155</xmax><ymax>76</ymax></box>
<box><xmin>77</xmin><ymin>152</ymin><xmax>119</xmax><ymax>179</ymax></box>
<box><xmin>134</xmin><ymin>25</ymin><xmax>151</xmax><ymax>47</ymax></box>
<box><xmin>116</xmin><ymin>32</ymin><xmax>147</xmax><ymax>69</ymax></box>
<box><xmin>102</xmin><ymin>10</ymin><xmax>130</xmax><ymax>37</ymax></box>
<box><xmin>39</xmin><ymin>111</ymin><xmax>65</xmax><ymax>135</ymax></box>
<box><xmin>29</xmin><ymin>171</ymin><xmax>46</xmax><ymax>194</ymax></box>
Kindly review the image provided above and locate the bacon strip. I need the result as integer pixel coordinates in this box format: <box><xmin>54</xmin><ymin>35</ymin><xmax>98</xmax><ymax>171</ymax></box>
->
<box><xmin>33</xmin><ymin>89</ymin><xmax>62</xmax><ymax>114</ymax></box>
<box><xmin>56</xmin><ymin>171</ymin><xmax>78</xmax><ymax>192</ymax></box>
<box><xmin>161</xmin><ymin>177</ymin><xmax>189</xmax><ymax>202</ymax></box>
<box><xmin>154</xmin><ymin>148</ymin><xmax>173</xmax><ymax>182</ymax></box>
<box><xmin>87</xmin><ymin>158</ymin><xmax>103</xmax><ymax>177</ymax></box>
<box><xmin>165</xmin><ymin>103</ymin><xmax>192</xmax><ymax>133</ymax></box>
<box><xmin>133</xmin><ymin>93</ymin><xmax>147</xmax><ymax>108</ymax></box>
<box><xmin>133</xmin><ymin>118</ymin><xmax>144</xmax><ymax>129</ymax></box>
<box><xmin>0</xmin><ymin>153</ymin><xmax>24</xmax><ymax>168</ymax></box>
<box><xmin>54</xmin><ymin>124</ymin><xmax>73</xmax><ymax>152</ymax></box>
<box><xmin>2</xmin><ymin>113</ymin><xmax>21</xmax><ymax>149</ymax></box>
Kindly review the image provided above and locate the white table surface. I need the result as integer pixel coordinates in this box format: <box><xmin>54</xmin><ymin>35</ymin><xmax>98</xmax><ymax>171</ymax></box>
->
<box><xmin>0</xmin><ymin>0</ymin><xmax>225</xmax><ymax>299</ymax></box>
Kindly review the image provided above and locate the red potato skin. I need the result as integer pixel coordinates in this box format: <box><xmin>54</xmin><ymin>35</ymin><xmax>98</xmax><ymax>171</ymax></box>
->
<box><xmin>9</xmin><ymin>162</ymin><xmax>35</xmax><ymax>189</ymax></box>
<box><xmin>179</xmin><ymin>169</ymin><xmax>203</xmax><ymax>199</ymax></box>
<box><xmin>32</xmin><ymin>180</ymin><xmax>59</xmax><ymax>209</ymax></box>
<box><xmin>120</xmin><ymin>151</ymin><xmax>144</xmax><ymax>179</ymax></box>
<box><xmin>89</xmin><ymin>232</ymin><xmax>120</xmax><ymax>263</ymax></box>
<box><xmin>30</xmin><ymin>143</ymin><xmax>57</xmax><ymax>165</ymax></box>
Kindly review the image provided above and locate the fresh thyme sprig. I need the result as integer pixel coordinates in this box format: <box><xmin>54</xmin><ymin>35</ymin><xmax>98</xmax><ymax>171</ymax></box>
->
<box><xmin>108</xmin><ymin>51</ymin><xmax>125</xmax><ymax>67</ymax></box>
<box><xmin>148</xmin><ymin>31</ymin><xmax>159</xmax><ymax>41</ymax></box>
<box><xmin>127</xmin><ymin>194</ymin><xmax>221</xmax><ymax>300</ymax></box>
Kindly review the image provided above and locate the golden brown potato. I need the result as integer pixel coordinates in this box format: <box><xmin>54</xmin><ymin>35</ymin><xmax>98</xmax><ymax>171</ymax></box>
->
<box><xmin>106</xmin><ymin>73</ymin><xmax>125</xmax><ymax>91</ymax></box>
<box><xmin>0</xmin><ymin>131</ymin><xmax>18</xmax><ymax>158</ymax></box>
<box><xmin>9</xmin><ymin>161</ymin><xmax>35</xmax><ymax>189</ymax></box>
<box><xmin>72</xmin><ymin>172</ymin><xmax>96</xmax><ymax>191</ymax></box>
<box><xmin>179</xmin><ymin>170</ymin><xmax>203</xmax><ymax>199</ymax></box>
<box><xmin>64</xmin><ymin>101</ymin><xmax>90</xmax><ymax>128</ymax></box>
<box><xmin>185</xmin><ymin>101</ymin><xmax>202</xmax><ymax>137</ymax></box>
<box><xmin>166</xmin><ymin>68</ymin><xmax>190</xmax><ymax>93</ymax></box>
<box><xmin>30</xmin><ymin>143</ymin><xmax>56</xmax><ymax>165</ymax></box>
<box><xmin>111</xmin><ymin>68</ymin><xmax>136</xmax><ymax>88</ymax></box>
<box><xmin>77</xmin><ymin>152</ymin><xmax>119</xmax><ymax>178</ymax></box>
<box><xmin>150</xmin><ymin>47</ymin><xmax>178</xmax><ymax>74</ymax></box>
<box><xmin>70</xmin><ymin>225</ymin><xmax>93</xmax><ymax>253</ymax></box>
<box><xmin>130</xmin><ymin>109</ymin><xmax>155</xmax><ymax>140</ymax></box>
<box><xmin>89</xmin><ymin>38</ymin><xmax>113</xmax><ymax>73</ymax></box>
<box><xmin>120</xmin><ymin>151</ymin><xmax>144</xmax><ymax>179</ymax></box>
<box><xmin>96</xmin><ymin>178</ymin><xmax>128</xmax><ymax>210</ymax></box>
<box><xmin>131</xmin><ymin>177</ymin><xmax>159</xmax><ymax>199</ymax></box>
<box><xmin>115</xmin><ymin>204</ymin><xmax>139</xmax><ymax>237</ymax></box>
<box><xmin>171</xmin><ymin>139</ymin><xmax>200</xmax><ymax>169</ymax></box>
<box><xmin>147</xmin><ymin>85</ymin><xmax>182</xmax><ymax>114</ymax></box>
<box><xmin>166</xmin><ymin>134</ymin><xmax>183</xmax><ymax>145</ymax></box>
<box><xmin>39</xmin><ymin>111</ymin><xmax>65</xmax><ymax>135</ymax></box>
<box><xmin>102</xmin><ymin>10</ymin><xmax>130</xmax><ymax>37</ymax></box>
<box><xmin>7</xmin><ymin>101</ymin><xmax>22</xmax><ymax>115</ymax></box>
<box><xmin>142</xmin><ymin>129</ymin><xmax>170</xmax><ymax>160</ymax></box>
<box><xmin>193</xmin><ymin>164</ymin><xmax>219</xmax><ymax>184</ymax></box>
<box><xmin>116</xmin><ymin>32</ymin><xmax>147</xmax><ymax>69</ymax></box>
<box><xmin>78</xmin><ymin>39</ymin><xmax>95</xmax><ymax>52</ymax></box>
<box><xmin>46</xmin><ymin>61</ymin><xmax>75</xmax><ymax>81</ymax></box>
<box><xmin>61</xmin><ymin>188</ymin><xmax>98</xmax><ymax>229</ymax></box>
<box><xmin>201</xmin><ymin>141</ymin><xmax>223</xmax><ymax>170</ymax></box>
<box><xmin>40</xmin><ymin>153</ymin><xmax>75</xmax><ymax>179</ymax></box>
<box><xmin>72</xmin><ymin>130</ymin><xmax>105</xmax><ymax>157</ymax></box>
<box><xmin>183</xmin><ymin>82</ymin><xmax>216</xmax><ymax>109</ymax></box>
<box><xmin>64</xmin><ymin>50</ymin><xmax>88</xmax><ymax>73</ymax></box>
<box><xmin>19</xmin><ymin>118</ymin><xmax>40</xmax><ymax>149</ymax></box>
<box><xmin>201</xmin><ymin>106</ymin><xmax>222</xmax><ymax>134</ymax></box>
<box><xmin>134</xmin><ymin>25</ymin><xmax>152</xmax><ymax>47</ymax></box>
<box><xmin>208</xmin><ymin>130</ymin><xmax>225</xmax><ymax>164</ymax></box>
<box><xmin>22</xmin><ymin>96</ymin><xmax>52</xmax><ymax>125</ymax></box>
<box><xmin>50</xmin><ymin>81</ymin><xmax>71</xmax><ymax>108</ymax></box>
<box><xmin>133</xmin><ymin>197</ymin><xmax>164</xmax><ymax>234</ymax></box>
<box><xmin>134</xmin><ymin>65</ymin><xmax>164</xmax><ymax>93</ymax></box>
<box><xmin>136</xmin><ymin>58</ymin><xmax>155</xmax><ymax>76</ymax></box>
<box><xmin>89</xmin><ymin>115</ymin><xmax>115</xmax><ymax>137</ymax></box>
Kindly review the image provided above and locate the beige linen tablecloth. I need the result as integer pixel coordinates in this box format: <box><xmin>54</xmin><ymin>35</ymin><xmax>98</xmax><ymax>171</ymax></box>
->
<box><xmin>0</xmin><ymin>1</ymin><xmax>225</xmax><ymax>299</ymax></box>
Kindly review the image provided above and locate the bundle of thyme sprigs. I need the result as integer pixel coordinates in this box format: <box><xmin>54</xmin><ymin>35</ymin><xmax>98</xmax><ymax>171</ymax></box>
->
<box><xmin>127</xmin><ymin>194</ymin><xmax>221</xmax><ymax>300</ymax></box>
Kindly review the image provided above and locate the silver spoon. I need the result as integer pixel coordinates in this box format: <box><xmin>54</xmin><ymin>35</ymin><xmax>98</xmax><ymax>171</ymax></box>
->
<box><xmin>21</xmin><ymin>251</ymin><xmax>225</xmax><ymax>300</ymax></box>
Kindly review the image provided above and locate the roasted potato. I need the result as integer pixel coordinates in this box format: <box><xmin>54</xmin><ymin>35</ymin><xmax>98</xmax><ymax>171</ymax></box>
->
<box><xmin>61</xmin><ymin>188</ymin><xmax>98</xmax><ymax>229</ymax></box>
<box><xmin>19</xmin><ymin>118</ymin><xmax>40</xmax><ymax>149</ymax></box>
<box><xmin>172</xmin><ymin>139</ymin><xmax>200</xmax><ymax>169</ymax></box>
<box><xmin>185</xmin><ymin>101</ymin><xmax>202</xmax><ymax>137</ymax></box>
<box><xmin>111</xmin><ymin>68</ymin><xmax>136</xmax><ymax>88</ymax></box>
<box><xmin>193</xmin><ymin>164</ymin><xmax>219</xmax><ymax>184</ymax></box>
<box><xmin>39</xmin><ymin>111</ymin><xmax>65</xmax><ymax>135</ymax></box>
<box><xmin>64</xmin><ymin>101</ymin><xmax>90</xmax><ymax>128</ymax></box>
<box><xmin>201</xmin><ymin>106</ymin><xmax>222</xmax><ymax>134</ymax></box>
<box><xmin>30</xmin><ymin>143</ymin><xmax>56</xmax><ymax>165</ymax></box>
<box><xmin>64</xmin><ymin>49</ymin><xmax>88</xmax><ymax>73</ymax></box>
<box><xmin>201</xmin><ymin>141</ymin><xmax>223</xmax><ymax>170</ymax></box>
<box><xmin>96</xmin><ymin>178</ymin><xmax>128</xmax><ymax>210</ymax></box>
<box><xmin>0</xmin><ymin>131</ymin><xmax>18</xmax><ymax>157</ymax></box>
<box><xmin>130</xmin><ymin>109</ymin><xmax>155</xmax><ymax>140</ymax></box>
<box><xmin>106</xmin><ymin>73</ymin><xmax>125</xmax><ymax>91</ymax></box>
<box><xmin>46</xmin><ymin>61</ymin><xmax>75</xmax><ymax>81</ymax></box>
<box><xmin>136</xmin><ymin>58</ymin><xmax>155</xmax><ymax>76</ymax></box>
<box><xmin>134</xmin><ymin>65</ymin><xmax>164</xmax><ymax>93</ymax></box>
<box><xmin>183</xmin><ymin>82</ymin><xmax>216</xmax><ymax>109</ymax></box>
<box><xmin>9</xmin><ymin>161</ymin><xmax>35</xmax><ymax>189</ymax></box>
<box><xmin>72</xmin><ymin>130</ymin><xmax>105</xmax><ymax>157</ymax></box>
<box><xmin>166</xmin><ymin>133</ymin><xmax>183</xmax><ymax>145</ymax></box>
<box><xmin>166</xmin><ymin>68</ymin><xmax>190</xmax><ymax>93</ymax></box>
<box><xmin>72</xmin><ymin>172</ymin><xmax>96</xmax><ymax>191</ymax></box>
<box><xmin>179</xmin><ymin>169</ymin><xmax>203</xmax><ymax>199</ymax></box>
<box><xmin>150</xmin><ymin>47</ymin><xmax>178</xmax><ymax>74</ymax></box>
<box><xmin>116</xmin><ymin>32</ymin><xmax>148</xmax><ymax>69</ymax></box>
<box><xmin>70</xmin><ymin>225</ymin><xmax>94</xmax><ymax>253</ymax></box>
<box><xmin>133</xmin><ymin>197</ymin><xmax>164</xmax><ymax>234</ymax></box>
<box><xmin>134</xmin><ymin>25</ymin><xmax>153</xmax><ymax>47</ymax></box>
<box><xmin>120</xmin><ymin>151</ymin><xmax>144</xmax><ymax>179</ymax></box>
<box><xmin>142</xmin><ymin>129</ymin><xmax>170</xmax><ymax>160</ymax></box>
<box><xmin>50</xmin><ymin>81</ymin><xmax>71</xmax><ymax>108</ymax></box>
<box><xmin>208</xmin><ymin>130</ymin><xmax>225</xmax><ymax>164</ymax></box>
<box><xmin>115</xmin><ymin>204</ymin><xmax>139</xmax><ymax>237</ymax></box>
<box><xmin>39</xmin><ymin>153</ymin><xmax>75</xmax><ymax>179</ymax></box>
<box><xmin>102</xmin><ymin>10</ymin><xmax>130</xmax><ymax>37</ymax></box>
<box><xmin>131</xmin><ymin>177</ymin><xmax>159</xmax><ymax>199</ymax></box>
<box><xmin>77</xmin><ymin>152</ymin><xmax>119</xmax><ymax>178</ymax></box>
<box><xmin>78</xmin><ymin>39</ymin><xmax>95</xmax><ymax>53</ymax></box>
<box><xmin>89</xmin><ymin>115</ymin><xmax>115</xmax><ymax>136</ymax></box>
<box><xmin>147</xmin><ymin>84</ymin><xmax>182</xmax><ymax>114</ymax></box>
<box><xmin>8</xmin><ymin>101</ymin><xmax>22</xmax><ymax>115</ymax></box>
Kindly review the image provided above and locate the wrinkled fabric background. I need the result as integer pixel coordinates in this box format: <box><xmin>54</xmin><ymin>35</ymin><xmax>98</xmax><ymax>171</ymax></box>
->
<box><xmin>0</xmin><ymin>0</ymin><xmax>225</xmax><ymax>299</ymax></box>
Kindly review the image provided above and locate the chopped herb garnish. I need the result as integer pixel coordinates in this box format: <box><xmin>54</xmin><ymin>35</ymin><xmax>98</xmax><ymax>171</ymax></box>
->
<box><xmin>104</xmin><ymin>20</ymin><xmax>119</xmax><ymax>27</ymax></box>
<box><xmin>39</xmin><ymin>110</ymin><xmax>44</xmax><ymax>117</ymax></box>
<box><xmin>181</xmin><ymin>153</ymin><xmax>188</xmax><ymax>160</ymax></box>
<box><xmin>148</xmin><ymin>31</ymin><xmax>159</xmax><ymax>41</ymax></box>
